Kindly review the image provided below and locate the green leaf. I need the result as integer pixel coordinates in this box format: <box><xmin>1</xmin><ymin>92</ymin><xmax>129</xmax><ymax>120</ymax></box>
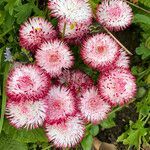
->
<box><xmin>4</xmin><ymin>0</ymin><xmax>22</xmax><ymax>15</ymax></box>
<box><xmin>3</xmin><ymin>119</ymin><xmax>48</xmax><ymax>143</ymax></box>
<box><xmin>139</xmin><ymin>0</ymin><xmax>150</xmax><ymax>8</ymax></box>
<box><xmin>14</xmin><ymin>3</ymin><xmax>32</xmax><ymax>24</ymax></box>
<box><xmin>134</xmin><ymin>14</ymin><xmax>150</xmax><ymax>26</ymax></box>
<box><xmin>145</xmin><ymin>36</ymin><xmax>150</xmax><ymax>49</ymax></box>
<box><xmin>0</xmin><ymin>10</ymin><xmax>6</xmax><ymax>25</ymax></box>
<box><xmin>81</xmin><ymin>135</ymin><xmax>93</xmax><ymax>150</ymax></box>
<box><xmin>90</xmin><ymin>125</ymin><xmax>99</xmax><ymax>136</ymax></box>
<box><xmin>0</xmin><ymin>132</ymin><xmax>28</xmax><ymax>150</ymax></box>
<box><xmin>136</xmin><ymin>44</ymin><xmax>150</xmax><ymax>59</ymax></box>
<box><xmin>0</xmin><ymin>63</ymin><xmax>11</xmax><ymax>133</ymax></box>
<box><xmin>100</xmin><ymin>112</ymin><xmax>116</xmax><ymax>129</ymax></box>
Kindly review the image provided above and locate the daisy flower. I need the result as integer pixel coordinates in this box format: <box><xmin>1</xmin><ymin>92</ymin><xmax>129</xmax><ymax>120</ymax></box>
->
<box><xmin>96</xmin><ymin>0</ymin><xmax>133</xmax><ymax>31</ymax></box>
<box><xmin>58</xmin><ymin>70</ymin><xmax>93</xmax><ymax>98</ymax></box>
<box><xmin>98</xmin><ymin>68</ymin><xmax>136</xmax><ymax>106</ymax></box>
<box><xmin>6</xmin><ymin>99</ymin><xmax>48</xmax><ymax>129</ymax></box>
<box><xmin>35</xmin><ymin>40</ymin><xmax>74</xmax><ymax>77</ymax></box>
<box><xmin>81</xmin><ymin>33</ymin><xmax>119</xmax><ymax>70</ymax></box>
<box><xmin>58</xmin><ymin>19</ymin><xmax>91</xmax><ymax>45</ymax></box>
<box><xmin>48</xmin><ymin>0</ymin><xmax>92</xmax><ymax>23</ymax></box>
<box><xmin>115</xmin><ymin>49</ymin><xmax>130</xmax><ymax>69</ymax></box>
<box><xmin>6</xmin><ymin>64</ymin><xmax>51</xmax><ymax>101</ymax></box>
<box><xmin>19</xmin><ymin>17</ymin><xmax>56</xmax><ymax>52</ymax></box>
<box><xmin>44</xmin><ymin>86</ymin><xmax>76</xmax><ymax>124</ymax></box>
<box><xmin>45</xmin><ymin>115</ymin><xmax>85</xmax><ymax>148</ymax></box>
<box><xmin>79</xmin><ymin>86</ymin><xmax>111</xmax><ymax>124</ymax></box>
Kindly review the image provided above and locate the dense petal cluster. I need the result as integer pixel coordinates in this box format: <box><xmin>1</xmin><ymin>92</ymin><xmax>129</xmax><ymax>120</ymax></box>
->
<box><xmin>44</xmin><ymin>86</ymin><xmax>76</xmax><ymax>124</ymax></box>
<box><xmin>98</xmin><ymin>68</ymin><xmax>136</xmax><ymax>106</ymax></box>
<box><xmin>58</xmin><ymin>70</ymin><xmax>93</xmax><ymax>98</ymax></box>
<box><xmin>5</xmin><ymin>0</ymin><xmax>137</xmax><ymax>148</ymax></box>
<box><xmin>79</xmin><ymin>87</ymin><xmax>111</xmax><ymax>124</ymax></box>
<box><xmin>81</xmin><ymin>33</ymin><xmax>119</xmax><ymax>70</ymax></box>
<box><xmin>48</xmin><ymin>0</ymin><xmax>92</xmax><ymax>23</ymax></box>
<box><xmin>6</xmin><ymin>64</ymin><xmax>51</xmax><ymax>101</ymax></box>
<box><xmin>45</xmin><ymin>115</ymin><xmax>85</xmax><ymax>148</ymax></box>
<box><xmin>35</xmin><ymin>40</ymin><xmax>74</xmax><ymax>77</ymax></box>
<box><xmin>6</xmin><ymin>99</ymin><xmax>47</xmax><ymax>129</ymax></box>
<box><xmin>96</xmin><ymin>0</ymin><xmax>133</xmax><ymax>31</ymax></box>
<box><xmin>19</xmin><ymin>17</ymin><xmax>56</xmax><ymax>52</ymax></box>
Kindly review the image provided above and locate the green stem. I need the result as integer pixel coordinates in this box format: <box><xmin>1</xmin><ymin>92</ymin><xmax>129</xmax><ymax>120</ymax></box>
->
<box><xmin>108</xmin><ymin>106</ymin><xmax>123</xmax><ymax>116</ymax></box>
<box><xmin>62</xmin><ymin>22</ymin><xmax>67</xmax><ymax>40</ymax></box>
<box><xmin>0</xmin><ymin>63</ymin><xmax>11</xmax><ymax>133</ymax></box>
<box><xmin>124</xmin><ymin>0</ymin><xmax>150</xmax><ymax>14</ymax></box>
<box><xmin>143</xmin><ymin>114</ymin><xmax>150</xmax><ymax>125</ymax></box>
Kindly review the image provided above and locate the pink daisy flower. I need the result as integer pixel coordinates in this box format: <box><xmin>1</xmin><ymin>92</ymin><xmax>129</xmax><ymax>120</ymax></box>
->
<box><xmin>96</xmin><ymin>0</ymin><xmax>133</xmax><ymax>31</ymax></box>
<box><xmin>45</xmin><ymin>115</ymin><xmax>85</xmax><ymax>148</ymax></box>
<box><xmin>81</xmin><ymin>33</ymin><xmax>119</xmax><ymax>70</ymax></box>
<box><xmin>6</xmin><ymin>99</ymin><xmax>48</xmax><ymax>129</ymax></box>
<box><xmin>58</xmin><ymin>19</ymin><xmax>91</xmax><ymax>45</ymax></box>
<box><xmin>35</xmin><ymin>40</ymin><xmax>74</xmax><ymax>77</ymax></box>
<box><xmin>48</xmin><ymin>0</ymin><xmax>92</xmax><ymax>23</ymax></box>
<box><xmin>98</xmin><ymin>68</ymin><xmax>136</xmax><ymax>106</ymax></box>
<box><xmin>115</xmin><ymin>49</ymin><xmax>130</xmax><ymax>69</ymax></box>
<box><xmin>19</xmin><ymin>17</ymin><xmax>56</xmax><ymax>52</ymax></box>
<box><xmin>58</xmin><ymin>70</ymin><xmax>93</xmax><ymax>98</ymax></box>
<box><xmin>79</xmin><ymin>86</ymin><xmax>111</xmax><ymax>124</ymax></box>
<box><xmin>44</xmin><ymin>86</ymin><xmax>76</xmax><ymax>124</ymax></box>
<box><xmin>6</xmin><ymin>64</ymin><xmax>51</xmax><ymax>101</ymax></box>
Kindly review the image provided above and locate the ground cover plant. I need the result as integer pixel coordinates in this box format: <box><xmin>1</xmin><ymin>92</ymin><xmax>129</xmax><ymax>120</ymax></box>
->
<box><xmin>0</xmin><ymin>0</ymin><xmax>150</xmax><ymax>150</ymax></box>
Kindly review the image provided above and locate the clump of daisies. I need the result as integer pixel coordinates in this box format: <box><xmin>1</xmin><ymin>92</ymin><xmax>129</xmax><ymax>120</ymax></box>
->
<box><xmin>5</xmin><ymin>0</ymin><xmax>136</xmax><ymax>148</ymax></box>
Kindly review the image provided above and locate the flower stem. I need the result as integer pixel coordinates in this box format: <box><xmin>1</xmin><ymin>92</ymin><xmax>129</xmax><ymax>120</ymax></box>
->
<box><xmin>124</xmin><ymin>0</ymin><xmax>150</xmax><ymax>14</ymax></box>
<box><xmin>103</xmin><ymin>26</ymin><xmax>133</xmax><ymax>55</ymax></box>
<box><xmin>62</xmin><ymin>22</ymin><xmax>67</xmax><ymax>40</ymax></box>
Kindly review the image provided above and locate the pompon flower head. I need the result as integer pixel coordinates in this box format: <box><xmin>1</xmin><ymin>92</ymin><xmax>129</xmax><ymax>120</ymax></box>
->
<box><xmin>58</xmin><ymin>70</ymin><xmax>93</xmax><ymax>98</ymax></box>
<box><xmin>58</xmin><ymin>19</ymin><xmax>91</xmax><ymax>45</ymax></box>
<box><xmin>96</xmin><ymin>0</ymin><xmax>133</xmax><ymax>31</ymax></box>
<box><xmin>19</xmin><ymin>17</ymin><xmax>56</xmax><ymax>52</ymax></box>
<box><xmin>81</xmin><ymin>33</ymin><xmax>119</xmax><ymax>70</ymax></box>
<box><xmin>6</xmin><ymin>64</ymin><xmax>51</xmax><ymax>101</ymax></box>
<box><xmin>115</xmin><ymin>49</ymin><xmax>130</xmax><ymax>69</ymax></box>
<box><xmin>45</xmin><ymin>115</ymin><xmax>85</xmax><ymax>148</ymax></box>
<box><xmin>48</xmin><ymin>0</ymin><xmax>92</xmax><ymax>23</ymax></box>
<box><xmin>44</xmin><ymin>86</ymin><xmax>76</xmax><ymax>124</ymax></box>
<box><xmin>35</xmin><ymin>40</ymin><xmax>74</xmax><ymax>77</ymax></box>
<box><xmin>6</xmin><ymin>99</ymin><xmax>48</xmax><ymax>129</ymax></box>
<box><xmin>98</xmin><ymin>68</ymin><xmax>136</xmax><ymax>106</ymax></box>
<box><xmin>79</xmin><ymin>86</ymin><xmax>111</xmax><ymax>124</ymax></box>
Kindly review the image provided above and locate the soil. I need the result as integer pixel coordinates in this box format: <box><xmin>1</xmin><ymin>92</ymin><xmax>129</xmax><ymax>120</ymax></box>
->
<box><xmin>97</xmin><ymin>102</ymin><xmax>138</xmax><ymax>150</ymax></box>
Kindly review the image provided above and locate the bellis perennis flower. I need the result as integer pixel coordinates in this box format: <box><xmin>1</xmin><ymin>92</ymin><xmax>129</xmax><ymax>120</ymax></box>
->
<box><xmin>96</xmin><ymin>0</ymin><xmax>133</xmax><ymax>31</ymax></box>
<box><xmin>81</xmin><ymin>33</ymin><xmax>119</xmax><ymax>70</ymax></box>
<box><xmin>6</xmin><ymin>99</ymin><xmax>48</xmax><ymax>129</ymax></box>
<box><xmin>19</xmin><ymin>17</ymin><xmax>56</xmax><ymax>52</ymax></box>
<box><xmin>58</xmin><ymin>70</ymin><xmax>93</xmax><ymax>98</ymax></box>
<box><xmin>35</xmin><ymin>40</ymin><xmax>74</xmax><ymax>77</ymax></box>
<box><xmin>6</xmin><ymin>64</ymin><xmax>51</xmax><ymax>101</ymax></box>
<box><xmin>79</xmin><ymin>86</ymin><xmax>111</xmax><ymax>124</ymax></box>
<box><xmin>44</xmin><ymin>86</ymin><xmax>76</xmax><ymax>124</ymax></box>
<box><xmin>98</xmin><ymin>68</ymin><xmax>136</xmax><ymax>106</ymax></box>
<box><xmin>48</xmin><ymin>0</ymin><xmax>92</xmax><ymax>23</ymax></box>
<box><xmin>45</xmin><ymin>115</ymin><xmax>85</xmax><ymax>148</ymax></box>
